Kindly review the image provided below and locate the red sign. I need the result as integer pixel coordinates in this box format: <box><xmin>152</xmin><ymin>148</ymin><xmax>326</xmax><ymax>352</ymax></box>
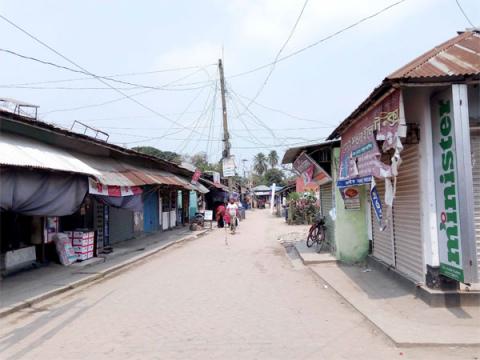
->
<box><xmin>338</xmin><ymin>90</ymin><xmax>404</xmax><ymax>183</ymax></box>
<box><xmin>191</xmin><ymin>169</ymin><xmax>201</xmax><ymax>184</ymax></box>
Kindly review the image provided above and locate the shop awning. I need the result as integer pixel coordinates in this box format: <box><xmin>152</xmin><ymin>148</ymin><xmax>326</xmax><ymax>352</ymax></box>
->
<box><xmin>0</xmin><ymin>131</ymin><xmax>195</xmax><ymax>191</ymax></box>
<box><xmin>199</xmin><ymin>178</ymin><xmax>229</xmax><ymax>192</ymax></box>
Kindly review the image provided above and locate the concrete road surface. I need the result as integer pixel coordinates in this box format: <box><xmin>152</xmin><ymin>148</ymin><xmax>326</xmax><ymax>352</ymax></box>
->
<box><xmin>0</xmin><ymin>210</ymin><xmax>477</xmax><ymax>359</ymax></box>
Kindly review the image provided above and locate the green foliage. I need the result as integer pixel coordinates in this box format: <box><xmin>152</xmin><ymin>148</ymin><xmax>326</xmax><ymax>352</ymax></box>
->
<box><xmin>132</xmin><ymin>146</ymin><xmax>182</xmax><ymax>164</ymax></box>
<box><xmin>185</xmin><ymin>152</ymin><xmax>222</xmax><ymax>173</ymax></box>
<box><xmin>253</xmin><ymin>153</ymin><xmax>268</xmax><ymax>175</ymax></box>
<box><xmin>287</xmin><ymin>191</ymin><xmax>320</xmax><ymax>225</ymax></box>
<box><xmin>263</xmin><ymin>168</ymin><xmax>285</xmax><ymax>186</ymax></box>
<box><xmin>267</xmin><ymin>150</ymin><xmax>279</xmax><ymax>168</ymax></box>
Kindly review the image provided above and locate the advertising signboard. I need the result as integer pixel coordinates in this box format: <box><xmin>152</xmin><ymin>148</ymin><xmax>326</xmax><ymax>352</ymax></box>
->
<box><xmin>293</xmin><ymin>152</ymin><xmax>331</xmax><ymax>186</ymax></box>
<box><xmin>431</xmin><ymin>87</ymin><xmax>477</xmax><ymax>283</ymax></box>
<box><xmin>222</xmin><ymin>157</ymin><xmax>236</xmax><ymax>177</ymax></box>
<box><xmin>337</xmin><ymin>90</ymin><xmax>405</xmax><ymax>186</ymax></box>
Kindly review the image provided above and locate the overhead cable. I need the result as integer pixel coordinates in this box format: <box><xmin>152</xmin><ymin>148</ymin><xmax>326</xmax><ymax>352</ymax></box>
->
<box><xmin>0</xmin><ymin>48</ymin><xmax>214</xmax><ymax>91</ymax></box>
<box><xmin>0</xmin><ymin>13</ymin><xmax>211</xmax><ymax>136</ymax></box>
<box><xmin>228</xmin><ymin>0</ymin><xmax>408</xmax><ymax>79</ymax></box>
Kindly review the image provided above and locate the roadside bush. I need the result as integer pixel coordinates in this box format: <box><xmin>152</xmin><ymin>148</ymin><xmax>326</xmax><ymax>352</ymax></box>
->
<box><xmin>287</xmin><ymin>191</ymin><xmax>319</xmax><ymax>225</ymax></box>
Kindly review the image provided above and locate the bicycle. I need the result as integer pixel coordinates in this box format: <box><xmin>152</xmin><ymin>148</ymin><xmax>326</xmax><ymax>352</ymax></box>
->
<box><xmin>306</xmin><ymin>214</ymin><xmax>327</xmax><ymax>252</ymax></box>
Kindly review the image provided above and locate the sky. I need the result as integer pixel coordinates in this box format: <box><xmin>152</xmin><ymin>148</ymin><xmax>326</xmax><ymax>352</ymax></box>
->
<box><xmin>0</xmin><ymin>0</ymin><xmax>479</xmax><ymax>172</ymax></box>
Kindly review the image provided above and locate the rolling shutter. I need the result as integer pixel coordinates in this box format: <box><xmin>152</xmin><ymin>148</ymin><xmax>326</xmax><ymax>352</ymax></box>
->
<box><xmin>393</xmin><ymin>144</ymin><xmax>424</xmax><ymax>282</ymax></box>
<box><xmin>371</xmin><ymin>178</ymin><xmax>395</xmax><ymax>265</ymax></box>
<box><xmin>471</xmin><ymin>129</ymin><xmax>480</xmax><ymax>277</ymax></box>
<box><xmin>109</xmin><ymin>207</ymin><xmax>134</xmax><ymax>244</ymax></box>
<box><xmin>320</xmin><ymin>183</ymin><xmax>335</xmax><ymax>248</ymax></box>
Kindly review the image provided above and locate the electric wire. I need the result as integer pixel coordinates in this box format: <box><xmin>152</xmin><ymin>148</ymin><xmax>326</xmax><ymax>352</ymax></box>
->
<box><xmin>0</xmin><ymin>13</ymin><xmax>213</xmax><ymax>136</ymax></box>
<box><xmin>238</xmin><ymin>0</ymin><xmax>309</xmax><ymax>118</ymax></box>
<box><xmin>40</xmin><ymin>67</ymin><xmax>209</xmax><ymax>116</ymax></box>
<box><xmin>227</xmin><ymin>0</ymin><xmax>408</xmax><ymax>80</ymax></box>
<box><xmin>0</xmin><ymin>48</ymin><xmax>215</xmax><ymax>91</ymax></box>
<box><xmin>454</xmin><ymin>0</ymin><xmax>475</xmax><ymax>27</ymax></box>
<box><xmin>232</xmin><ymin>90</ymin><xmax>335</xmax><ymax>126</ymax></box>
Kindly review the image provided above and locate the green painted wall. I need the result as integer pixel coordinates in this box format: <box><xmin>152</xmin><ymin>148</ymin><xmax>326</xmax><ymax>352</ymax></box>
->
<box><xmin>332</xmin><ymin>147</ymin><xmax>369</xmax><ymax>263</ymax></box>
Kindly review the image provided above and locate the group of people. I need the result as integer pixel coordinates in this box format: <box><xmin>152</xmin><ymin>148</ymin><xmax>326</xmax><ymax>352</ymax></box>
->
<box><xmin>215</xmin><ymin>198</ymin><xmax>241</xmax><ymax>228</ymax></box>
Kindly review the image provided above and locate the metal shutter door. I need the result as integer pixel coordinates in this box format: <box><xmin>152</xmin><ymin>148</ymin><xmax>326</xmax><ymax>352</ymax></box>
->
<box><xmin>371</xmin><ymin>177</ymin><xmax>395</xmax><ymax>265</ymax></box>
<box><xmin>320</xmin><ymin>183</ymin><xmax>335</xmax><ymax>248</ymax></box>
<box><xmin>393</xmin><ymin>144</ymin><xmax>424</xmax><ymax>282</ymax></box>
<box><xmin>109</xmin><ymin>207</ymin><xmax>134</xmax><ymax>244</ymax></box>
<box><xmin>471</xmin><ymin>130</ymin><xmax>480</xmax><ymax>276</ymax></box>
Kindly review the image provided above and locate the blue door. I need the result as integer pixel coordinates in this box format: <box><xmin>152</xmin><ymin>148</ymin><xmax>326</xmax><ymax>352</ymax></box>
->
<box><xmin>143</xmin><ymin>191</ymin><xmax>159</xmax><ymax>232</ymax></box>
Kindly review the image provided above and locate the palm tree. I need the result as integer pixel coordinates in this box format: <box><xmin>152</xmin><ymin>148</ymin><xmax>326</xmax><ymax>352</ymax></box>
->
<box><xmin>253</xmin><ymin>153</ymin><xmax>268</xmax><ymax>175</ymax></box>
<box><xmin>268</xmin><ymin>150</ymin><xmax>279</xmax><ymax>169</ymax></box>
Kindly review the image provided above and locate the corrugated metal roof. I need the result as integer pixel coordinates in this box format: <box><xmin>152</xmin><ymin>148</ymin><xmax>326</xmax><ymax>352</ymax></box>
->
<box><xmin>327</xmin><ymin>31</ymin><xmax>480</xmax><ymax>140</ymax></box>
<box><xmin>0</xmin><ymin>131</ymin><xmax>192</xmax><ymax>190</ymax></box>
<box><xmin>388</xmin><ymin>31</ymin><xmax>480</xmax><ymax>80</ymax></box>
<box><xmin>282</xmin><ymin>139</ymin><xmax>340</xmax><ymax>164</ymax></box>
<box><xmin>0</xmin><ymin>132</ymin><xmax>99</xmax><ymax>176</ymax></box>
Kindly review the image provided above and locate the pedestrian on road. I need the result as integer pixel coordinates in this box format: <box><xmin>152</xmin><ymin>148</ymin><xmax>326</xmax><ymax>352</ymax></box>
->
<box><xmin>225</xmin><ymin>198</ymin><xmax>239</xmax><ymax>228</ymax></box>
<box><xmin>216</xmin><ymin>203</ymin><xmax>226</xmax><ymax>228</ymax></box>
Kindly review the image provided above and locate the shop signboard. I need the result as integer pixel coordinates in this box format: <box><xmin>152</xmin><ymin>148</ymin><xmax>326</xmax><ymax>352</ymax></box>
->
<box><xmin>342</xmin><ymin>187</ymin><xmax>360</xmax><ymax>210</ymax></box>
<box><xmin>222</xmin><ymin>157</ymin><xmax>236</xmax><ymax>177</ymax></box>
<box><xmin>204</xmin><ymin>210</ymin><xmax>213</xmax><ymax>221</ymax></box>
<box><xmin>293</xmin><ymin>152</ymin><xmax>331</xmax><ymax>186</ymax></box>
<box><xmin>213</xmin><ymin>172</ymin><xmax>221</xmax><ymax>185</ymax></box>
<box><xmin>431</xmin><ymin>88</ymin><xmax>477</xmax><ymax>283</ymax></box>
<box><xmin>337</xmin><ymin>90</ymin><xmax>405</xmax><ymax>187</ymax></box>
<box><xmin>88</xmin><ymin>178</ymin><xmax>142</xmax><ymax>197</ymax></box>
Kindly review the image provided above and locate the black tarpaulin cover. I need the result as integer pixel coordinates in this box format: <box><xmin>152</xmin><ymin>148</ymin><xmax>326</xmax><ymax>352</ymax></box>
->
<box><xmin>0</xmin><ymin>167</ymin><xmax>88</xmax><ymax>216</ymax></box>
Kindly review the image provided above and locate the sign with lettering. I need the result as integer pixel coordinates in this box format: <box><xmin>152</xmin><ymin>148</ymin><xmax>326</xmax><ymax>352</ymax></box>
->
<box><xmin>431</xmin><ymin>89</ymin><xmax>473</xmax><ymax>283</ymax></box>
<box><xmin>337</xmin><ymin>90</ymin><xmax>405</xmax><ymax>186</ymax></box>
<box><xmin>293</xmin><ymin>152</ymin><xmax>331</xmax><ymax>186</ymax></box>
<box><xmin>204</xmin><ymin>210</ymin><xmax>213</xmax><ymax>221</ymax></box>
<box><xmin>222</xmin><ymin>157</ymin><xmax>236</xmax><ymax>177</ymax></box>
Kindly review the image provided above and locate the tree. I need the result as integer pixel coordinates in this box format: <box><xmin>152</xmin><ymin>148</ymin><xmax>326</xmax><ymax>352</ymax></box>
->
<box><xmin>132</xmin><ymin>146</ymin><xmax>181</xmax><ymax>164</ymax></box>
<box><xmin>184</xmin><ymin>152</ymin><xmax>222</xmax><ymax>173</ymax></box>
<box><xmin>253</xmin><ymin>153</ymin><xmax>268</xmax><ymax>175</ymax></box>
<box><xmin>263</xmin><ymin>168</ymin><xmax>285</xmax><ymax>187</ymax></box>
<box><xmin>267</xmin><ymin>150</ymin><xmax>279</xmax><ymax>169</ymax></box>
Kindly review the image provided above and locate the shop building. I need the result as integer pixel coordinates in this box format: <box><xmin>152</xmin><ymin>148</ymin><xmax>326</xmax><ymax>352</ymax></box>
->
<box><xmin>0</xmin><ymin>107</ymin><xmax>208</xmax><ymax>274</ymax></box>
<box><xmin>326</xmin><ymin>30</ymin><xmax>479</xmax><ymax>288</ymax></box>
<box><xmin>282</xmin><ymin>140</ymin><xmax>340</xmax><ymax>250</ymax></box>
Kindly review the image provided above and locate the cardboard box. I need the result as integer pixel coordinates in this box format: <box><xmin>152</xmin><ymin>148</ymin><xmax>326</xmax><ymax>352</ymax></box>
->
<box><xmin>73</xmin><ymin>245</ymin><xmax>89</xmax><ymax>253</ymax></box>
<box><xmin>87</xmin><ymin>244</ymin><xmax>94</xmax><ymax>252</ymax></box>
<box><xmin>72</xmin><ymin>238</ymin><xmax>89</xmax><ymax>246</ymax></box>
<box><xmin>76</xmin><ymin>253</ymin><xmax>89</xmax><ymax>261</ymax></box>
<box><xmin>87</xmin><ymin>251</ymin><xmax>94</xmax><ymax>259</ymax></box>
<box><xmin>88</xmin><ymin>237</ymin><xmax>94</xmax><ymax>245</ymax></box>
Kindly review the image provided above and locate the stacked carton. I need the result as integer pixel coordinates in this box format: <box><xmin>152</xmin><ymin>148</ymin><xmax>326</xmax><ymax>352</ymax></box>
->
<box><xmin>65</xmin><ymin>231</ymin><xmax>95</xmax><ymax>261</ymax></box>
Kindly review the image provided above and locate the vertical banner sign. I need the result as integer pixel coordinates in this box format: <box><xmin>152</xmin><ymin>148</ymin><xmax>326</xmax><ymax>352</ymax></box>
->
<box><xmin>432</xmin><ymin>90</ymin><xmax>464</xmax><ymax>282</ymax></box>
<box><xmin>370</xmin><ymin>178</ymin><xmax>383</xmax><ymax>225</ymax></box>
<box><xmin>191</xmin><ymin>169</ymin><xmax>201</xmax><ymax>184</ymax></box>
<box><xmin>213</xmin><ymin>172</ymin><xmax>221</xmax><ymax>185</ymax></box>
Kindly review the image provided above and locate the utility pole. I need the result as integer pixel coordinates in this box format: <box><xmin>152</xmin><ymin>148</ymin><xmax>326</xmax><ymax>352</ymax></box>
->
<box><xmin>218</xmin><ymin>58</ymin><xmax>233</xmax><ymax>193</ymax></box>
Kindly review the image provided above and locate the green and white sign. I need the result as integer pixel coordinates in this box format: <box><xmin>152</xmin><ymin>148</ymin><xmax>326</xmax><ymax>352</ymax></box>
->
<box><xmin>432</xmin><ymin>91</ymin><xmax>464</xmax><ymax>282</ymax></box>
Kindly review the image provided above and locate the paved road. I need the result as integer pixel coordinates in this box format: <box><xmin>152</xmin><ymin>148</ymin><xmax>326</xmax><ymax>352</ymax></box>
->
<box><xmin>0</xmin><ymin>211</ymin><xmax>476</xmax><ymax>359</ymax></box>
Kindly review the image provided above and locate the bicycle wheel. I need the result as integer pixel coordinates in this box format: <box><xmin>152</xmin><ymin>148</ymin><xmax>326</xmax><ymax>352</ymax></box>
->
<box><xmin>315</xmin><ymin>227</ymin><xmax>326</xmax><ymax>253</ymax></box>
<box><xmin>306</xmin><ymin>226</ymin><xmax>319</xmax><ymax>247</ymax></box>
